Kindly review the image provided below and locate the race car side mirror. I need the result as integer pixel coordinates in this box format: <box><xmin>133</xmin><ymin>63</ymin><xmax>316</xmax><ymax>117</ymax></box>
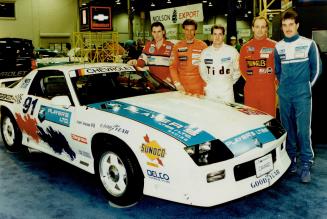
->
<box><xmin>51</xmin><ymin>95</ymin><xmax>71</xmax><ymax>108</ymax></box>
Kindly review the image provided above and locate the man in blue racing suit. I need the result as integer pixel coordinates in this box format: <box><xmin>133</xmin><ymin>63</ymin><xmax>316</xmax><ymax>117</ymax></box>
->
<box><xmin>274</xmin><ymin>9</ymin><xmax>322</xmax><ymax>183</ymax></box>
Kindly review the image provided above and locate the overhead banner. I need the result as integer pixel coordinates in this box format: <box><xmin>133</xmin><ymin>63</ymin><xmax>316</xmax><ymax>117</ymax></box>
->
<box><xmin>150</xmin><ymin>3</ymin><xmax>203</xmax><ymax>26</ymax></box>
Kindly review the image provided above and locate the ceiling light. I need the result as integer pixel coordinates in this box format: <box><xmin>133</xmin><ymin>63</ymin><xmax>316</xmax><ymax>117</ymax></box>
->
<box><xmin>208</xmin><ymin>2</ymin><xmax>213</xmax><ymax>6</ymax></box>
<box><xmin>224</xmin><ymin>13</ymin><xmax>228</xmax><ymax>17</ymax></box>
<box><xmin>237</xmin><ymin>0</ymin><xmax>242</xmax><ymax>2</ymax></box>
<box><xmin>167</xmin><ymin>0</ymin><xmax>171</xmax><ymax>3</ymax></box>
<box><xmin>244</xmin><ymin>13</ymin><xmax>248</xmax><ymax>18</ymax></box>
<box><xmin>151</xmin><ymin>2</ymin><xmax>155</xmax><ymax>7</ymax></box>
<box><xmin>202</xmin><ymin>0</ymin><xmax>208</xmax><ymax>3</ymax></box>
<box><xmin>248</xmin><ymin>10</ymin><xmax>252</xmax><ymax>14</ymax></box>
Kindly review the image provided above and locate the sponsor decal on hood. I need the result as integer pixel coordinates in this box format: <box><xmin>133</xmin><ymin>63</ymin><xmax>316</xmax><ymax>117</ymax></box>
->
<box><xmin>88</xmin><ymin>100</ymin><xmax>216</xmax><ymax>146</ymax></box>
<box><xmin>88</xmin><ymin>101</ymin><xmax>277</xmax><ymax>156</ymax></box>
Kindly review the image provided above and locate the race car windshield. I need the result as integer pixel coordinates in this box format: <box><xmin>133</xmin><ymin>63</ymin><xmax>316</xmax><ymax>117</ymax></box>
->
<box><xmin>71</xmin><ymin>70</ymin><xmax>175</xmax><ymax>105</ymax></box>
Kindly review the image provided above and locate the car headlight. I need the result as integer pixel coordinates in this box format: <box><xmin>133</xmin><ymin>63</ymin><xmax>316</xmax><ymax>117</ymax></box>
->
<box><xmin>184</xmin><ymin>139</ymin><xmax>234</xmax><ymax>166</ymax></box>
<box><xmin>264</xmin><ymin>118</ymin><xmax>286</xmax><ymax>139</ymax></box>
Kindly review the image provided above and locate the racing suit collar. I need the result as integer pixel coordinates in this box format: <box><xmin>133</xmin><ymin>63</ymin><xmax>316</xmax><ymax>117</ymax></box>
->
<box><xmin>284</xmin><ymin>34</ymin><xmax>300</xmax><ymax>43</ymax></box>
<box><xmin>186</xmin><ymin>39</ymin><xmax>195</xmax><ymax>44</ymax></box>
<box><xmin>253</xmin><ymin>36</ymin><xmax>268</xmax><ymax>42</ymax></box>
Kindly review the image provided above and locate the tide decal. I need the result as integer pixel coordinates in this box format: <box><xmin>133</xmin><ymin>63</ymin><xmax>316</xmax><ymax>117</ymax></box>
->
<box><xmin>15</xmin><ymin>113</ymin><xmax>40</xmax><ymax>143</ymax></box>
<box><xmin>37</xmin><ymin>126</ymin><xmax>76</xmax><ymax>160</ymax></box>
<box><xmin>88</xmin><ymin>101</ymin><xmax>216</xmax><ymax>146</ymax></box>
<box><xmin>38</xmin><ymin>106</ymin><xmax>71</xmax><ymax>127</ymax></box>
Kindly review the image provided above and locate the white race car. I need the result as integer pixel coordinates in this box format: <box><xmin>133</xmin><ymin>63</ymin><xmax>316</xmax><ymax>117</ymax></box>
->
<box><xmin>0</xmin><ymin>63</ymin><xmax>290</xmax><ymax>207</ymax></box>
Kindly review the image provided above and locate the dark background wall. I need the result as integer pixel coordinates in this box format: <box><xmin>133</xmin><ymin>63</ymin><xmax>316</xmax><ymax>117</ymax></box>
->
<box><xmin>296</xmin><ymin>4</ymin><xmax>327</xmax><ymax>145</ymax></box>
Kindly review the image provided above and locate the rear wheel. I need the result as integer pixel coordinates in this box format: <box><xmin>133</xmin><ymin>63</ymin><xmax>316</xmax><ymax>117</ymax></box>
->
<box><xmin>1</xmin><ymin>112</ymin><xmax>23</xmax><ymax>152</ymax></box>
<box><xmin>95</xmin><ymin>142</ymin><xmax>144</xmax><ymax>207</ymax></box>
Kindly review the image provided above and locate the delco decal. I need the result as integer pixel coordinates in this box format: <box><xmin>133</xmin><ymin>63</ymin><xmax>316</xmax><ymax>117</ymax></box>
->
<box><xmin>38</xmin><ymin>106</ymin><xmax>71</xmax><ymax>127</ymax></box>
<box><xmin>147</xmin><ymin>169</ymin><xmax>170</xmax><ymax>183</ymax></box>
<box><xmin>88</xmin><ymin>101</ymin><xmax>216</xmax><ymax>146</ymax></box>
<box><xmin>246</xmin><ymin>59</ymin><xmax>267</xmax><ymax>68</ymax></box>
<box><xmin>141</xmin><ymin>134</ymin><xmax>166</xmax><ymax>167</ymax></box>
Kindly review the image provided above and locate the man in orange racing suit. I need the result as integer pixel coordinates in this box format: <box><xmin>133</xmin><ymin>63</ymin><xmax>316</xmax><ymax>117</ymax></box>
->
<box><xmin>128</xmin><ymin>22</ymin><xmax>174</xmax><ymax>82</ymax></box>
<box><xmin>239</xmin><ymin>16</ymin><xmax>277</xmax><ymax>117</ymax></box>
<box><xmin>169</xmin><ymin>19</ymin><xmax>208</xmax><ymax>95</ymax></box>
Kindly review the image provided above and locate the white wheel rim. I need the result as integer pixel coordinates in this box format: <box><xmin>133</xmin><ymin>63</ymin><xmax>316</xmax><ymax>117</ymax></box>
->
<box><xmin>2</xmin><ymin>117</ymin><xmax>15</xmax><ymax>147</ymax></box>
<box><xmin>99</xmin><ymin>151</ymin><xmax>128</xmax><ymax>197</ymax></box>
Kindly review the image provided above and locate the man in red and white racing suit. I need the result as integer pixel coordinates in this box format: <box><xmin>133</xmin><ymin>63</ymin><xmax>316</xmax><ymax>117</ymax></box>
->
<box><xmin>129</xmin><ymin>22</ymin><xmax>174</xmax><ymax>82</ymax></box>
<box><xmin>170</xmin><ymin>19</ymin><xmax>207</xmax><ymax>95</ymax></box>
<box><xmin>199</xmin><ymin>25</ymin><xmax>240</xmax><ymax>102</ymax></box>
<box><xmin>239</xmin><ymin>16</ymin><xmax>277</xmax><ymax>116</ymax></box>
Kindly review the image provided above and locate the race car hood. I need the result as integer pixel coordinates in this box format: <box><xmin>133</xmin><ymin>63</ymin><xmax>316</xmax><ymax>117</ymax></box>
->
<box><xmin>88</xmin><ymin>92</ymin><xmax>282</xmax><ymax>156</ymax></box>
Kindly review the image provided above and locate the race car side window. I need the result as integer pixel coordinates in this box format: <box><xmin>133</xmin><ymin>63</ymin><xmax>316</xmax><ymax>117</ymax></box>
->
<box><xmin>28</xmin><ymin>70</ymin><xmax>73</xmax><ymax>104</ymax></box>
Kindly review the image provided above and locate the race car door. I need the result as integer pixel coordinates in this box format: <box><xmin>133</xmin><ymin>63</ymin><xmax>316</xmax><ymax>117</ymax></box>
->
<box><xmin>17</xmin><ymin>69</ymin><xmax>77</xmax><ymax>163</ymax></box>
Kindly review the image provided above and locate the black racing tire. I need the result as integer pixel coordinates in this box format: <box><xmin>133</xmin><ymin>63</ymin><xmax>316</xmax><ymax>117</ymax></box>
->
<box><xmin>1</xmin><ymin>111</ymin><xmax>23</xmax><ymax>152</ymax></box>
<box><xmin>95</xmin><ymin>141</ymin><xmax>144</xmax><ymax>207</ymax></box>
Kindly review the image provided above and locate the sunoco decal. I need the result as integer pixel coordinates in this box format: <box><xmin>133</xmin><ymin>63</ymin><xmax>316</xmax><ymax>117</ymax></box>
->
<box><xmin>141</xmin><ymin>134</ymin><xmax>166</xmax><ymax>167</ymax></box>
<box><xmin>38</xmin><ymin>106</ymin><xmax>71</xmax><ymax>127</ymax></box>
<box><xmin>88</xmin><ymin>101</ymin><xmax>216</xmax><ymax>146</ymax></box>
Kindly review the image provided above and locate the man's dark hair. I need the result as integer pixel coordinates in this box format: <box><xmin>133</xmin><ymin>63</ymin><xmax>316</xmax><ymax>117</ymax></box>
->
<box><xmin>211</xmin><ymin>24</ymin><xmax>225</xmax><ymax>35</ymax></box>
<box><xmin>182</xmin><ymin>19</ymin><xmax>197</xmax><ymax>30</ymax></box>
<box><xmin>281</xmin><ymin>9</ymin><xmax>299</xmax><ymax>24</ymax></box>
<box><xmin>151</xmin><ymin>22</ymin><xmax>165</xmax><ymax>31</ymax></box>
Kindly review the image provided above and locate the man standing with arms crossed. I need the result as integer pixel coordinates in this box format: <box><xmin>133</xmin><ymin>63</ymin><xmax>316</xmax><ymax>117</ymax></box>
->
<box><xmin>129</xmin><ymin>22</ymin><xmax>174</xmax><ymax>82</ymax></box>
<box><xmin>170</xmin><ymin>19</ymin><xmax>208</xmax><ymax>95</ymax></box>
<box><xmin>239</xmin><ymin>16</ymin><xmax>277</xmax><ymax>117</ymax></box>
<box><xmin>274</xmin><ymin>9</ymin><xmax>322</xmax><ymax>183</ymax></box>
<box><xmin>199</xmin><ymin>25</ymin><xmax>240</xmax><ymax>102</ymax></box>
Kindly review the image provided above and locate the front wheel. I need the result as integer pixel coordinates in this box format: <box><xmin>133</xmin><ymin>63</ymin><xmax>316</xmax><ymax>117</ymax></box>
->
<box><xmin>1</xmin><ymin>112</ymin><xmax>23</xmax><ymax>152</ymax></box>
<box><xmin>96</xmin><ymin>143</ymin><xmax>144</xmax><ymax>207</ymax></box>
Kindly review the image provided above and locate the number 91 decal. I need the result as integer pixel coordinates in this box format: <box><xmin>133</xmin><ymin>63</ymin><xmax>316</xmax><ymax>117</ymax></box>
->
<box><xmin>23</xmin><ymin>97</ymin><xmax>38</xmax><ymax>115</ymax></box>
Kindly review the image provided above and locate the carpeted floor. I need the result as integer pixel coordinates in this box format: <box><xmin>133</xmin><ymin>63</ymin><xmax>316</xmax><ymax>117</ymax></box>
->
<box><xmin>0</xmin><ymin>140</ymin><xmax>326</xmax><ymax>219</ymax></box>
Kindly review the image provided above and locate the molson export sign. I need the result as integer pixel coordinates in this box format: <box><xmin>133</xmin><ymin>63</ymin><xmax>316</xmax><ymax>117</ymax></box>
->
<box><xmin>141</xmin><ymin>134</ymin><xmax>166</xmax><ymax>168</ymax></box>
<box><xmin>150</xmin><ymin>3</ymin><xmax>203</xmax><ymax>26</ymax></box>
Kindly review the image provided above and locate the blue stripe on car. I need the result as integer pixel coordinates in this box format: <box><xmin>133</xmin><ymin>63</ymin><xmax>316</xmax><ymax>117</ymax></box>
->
<box><xmin>88</xmin><ymin>101</ymin><xmax>276</xmax><ymax>155</ymax></box>
<box><xmin>88</xmin><ymin>100</ymin><xmax>216</xmax><ymax>146</ymax></box>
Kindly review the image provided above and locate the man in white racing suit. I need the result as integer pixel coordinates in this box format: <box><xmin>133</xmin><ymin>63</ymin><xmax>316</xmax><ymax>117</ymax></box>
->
<box><xmin>200</xmin><ymin>25</ymin><xmax>241</xmax><ymax>102</ymax></box>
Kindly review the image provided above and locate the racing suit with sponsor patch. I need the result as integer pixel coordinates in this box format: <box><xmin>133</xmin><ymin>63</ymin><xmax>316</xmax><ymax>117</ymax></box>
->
<box><xmin>169</xmin><ymin>39</ymin><xmax>208</xmax><ymax>95</ymax></box>
<box><xmin>199</xmin><ymin>44</ymin><xmax>241</xmax><ymax>102</ymax></box>
<box><xmin>137</xmin><ymin>39</ymin><xmax>174</xmax><ymax>81</ymax></box>
<box><xmin>239</xmin><ymin>37</ymin><xmax>277</xmax><ymax>116</ymax></box>
<box><xmin>274</xmin><ymin>34</ymin><xmax>322</xmax><ymax>165</ymax></box>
